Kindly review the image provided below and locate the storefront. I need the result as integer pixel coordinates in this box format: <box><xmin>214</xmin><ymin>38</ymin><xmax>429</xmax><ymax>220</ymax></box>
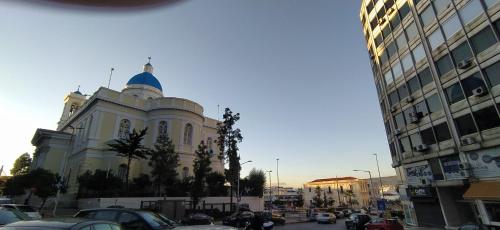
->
<box><xmin>463</xmin><ymin>181</ymin><xmax>500</xmax><ymax>228</ymax></box>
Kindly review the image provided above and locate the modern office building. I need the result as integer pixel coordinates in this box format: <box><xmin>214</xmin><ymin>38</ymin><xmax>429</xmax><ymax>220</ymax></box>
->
<box><xmin>360</xmin><ymin>0</ymin><xmax>500</xmax><ymax>228</ymax></box>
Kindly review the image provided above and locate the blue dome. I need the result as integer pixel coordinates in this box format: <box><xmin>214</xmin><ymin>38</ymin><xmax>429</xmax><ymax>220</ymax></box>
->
<box><xmin>126</xmin><ymin>72</ymin><xmax>163</xmax><ymax>91</ymax></box>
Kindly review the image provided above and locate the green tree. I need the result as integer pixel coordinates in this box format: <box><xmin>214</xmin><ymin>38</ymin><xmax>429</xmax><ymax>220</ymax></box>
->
<box><xmin>294</xmin><ymin>195</ymin><xmax>304</xmax><ymax>208</ymax></box>
<box><xmin>107</xmin><ymin>128</ymin><xmax>150</xmax><ymax>191</ymax></box>
<box><xmin>312</xmin><ymin>186</ymin><xmax>323</xmax><ymax>208</ymax></box>
<box><xmin>77</xmin><ymin>170</ymin><xmax>123</xmax><ymax>198</ymax></box>
<box><xmin>10</xmin><ymin>153</ymin><xmax>32</xmax><ymax>176</ymax></box>
<box><xmin>28</xmin><ymin>169</ymin><xmax>62</xmax><ymax>210</ymax></box>
<box><xmin>130</xmin><ymin>174</ymin><xmax>153</xmax><ymax>196</ymax></box>
<box><xmin>3</xmin><ymin>175</ymin><xmax>28</xmax><ymax>196</ymax></box>
<box><xmin>323</xmin><ymin>191</ymin><xmax>328</xmax><ymax>208</ymax></box>
<box><xmin>149</xmin><ymin>136</ymin><xmax>179</xmax><ymax>196</ymax></box>
<box><xmin>216</xmin><ymin>108</ymin><xmax>243</xmax><ymax>206</ymax></box>
<box><xmin>191</xmin><ymin>141</ymin><xmax>212</xmax><ymax>209</ymax></box>
<box><xmin>327</xmin><ymin>197</ymin><xmax>335</xmax><ymax>207</ymax></box>
<box><xmin>206</xmin><ymin>172</ymin><xmax>227</xmax><ymax>196</ymax></box>
<box><xmin>246</xmin><ymin>168</ymin><xmax>266</xmax><ymax>197</ymax></box>
<box><xmin>344</xmin><ymin>190</ymin><xmax>355</xmax><ymax>208</ymax></box>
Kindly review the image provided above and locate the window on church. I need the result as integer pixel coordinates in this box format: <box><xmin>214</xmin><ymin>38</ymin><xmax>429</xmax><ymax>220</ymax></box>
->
<box><xmin>118</xmin><ymin>164</ymin><xmax>127</xmax><ymax>182</ymax></box>
<box><xmin>207</xmin><ymin>137</ymin><xmax>213</xmax><ymax>155</ymax></box>
<box><xmin>118</xmin><ymin>119</ymin><xmax>131</xmax><ymax>139</ymax></box>
<box><xmin>157</xmin><ymin>121</ymin><xmax>168</xmax><ymax>142</ymax></box>
<box><xmin>69</xmin><ymin>103</ymin><xmax>79</xmax><ymax>117</ymax></box>
<box><xmin>184</xmin><ymin>123</ymin><xmax>193</xmax><ymax>145</ymax></box>
<box><xmin>182</xmin><ymin>167</ymin><xmax>189</xmax><ymax>178</ymax></box>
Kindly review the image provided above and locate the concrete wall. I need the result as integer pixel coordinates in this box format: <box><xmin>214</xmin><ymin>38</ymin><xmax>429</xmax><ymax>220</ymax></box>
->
<box><xmin>78</xmin><ymin>196</ymin><xmax>264</xmax><ymax>212</ymax></box>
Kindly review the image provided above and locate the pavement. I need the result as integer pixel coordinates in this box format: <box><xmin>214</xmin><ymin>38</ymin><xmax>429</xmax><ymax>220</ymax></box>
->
<box><xmin>273</xmin><ymin>219</ymin><xmax>346</xmax><ymax>230</ymax></box>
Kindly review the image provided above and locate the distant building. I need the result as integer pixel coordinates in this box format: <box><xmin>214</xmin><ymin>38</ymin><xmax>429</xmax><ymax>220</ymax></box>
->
<box><xmin>359</xmin><ymin>0</ymin><xmax>500</xmax><ymax>228</ymax></box>
<box><xmin>30</xmin><ymin>61</ymin><xmax>224</xmax><ymax>203</ymax></box>
<box><xmin>263</xmin><ymin>187</ymin><xmax>302</xmax><ymax>208</ymax></box>
<box><xmin>303</xmin><ymin>177</ymin><xmax>370</xmax><ymax>209</ymax></box>
<box><xmin>360</xmin><ymin>175</ymin><xmax>403</xmax><ymax>201</ymax></box>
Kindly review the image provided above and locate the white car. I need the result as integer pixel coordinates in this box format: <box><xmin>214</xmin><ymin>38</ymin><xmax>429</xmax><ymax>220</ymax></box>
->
<box><xmin>1</xmin><ymin>204</ymin><xmax>41</xmax><ymax>219</ymax></box>
<box><xmin>316</xmin><ymin>212</ymin><xmax>337</xmax><ymax>224</ymax></box>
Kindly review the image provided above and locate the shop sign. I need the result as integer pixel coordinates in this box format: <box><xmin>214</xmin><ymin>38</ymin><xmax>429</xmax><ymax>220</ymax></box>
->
<box><xmin>466</xmin><ymin>147</ymin><xmax>500</xmax><ymax>179</ymax></box>
<box><xmin>441</xmin><ymin>155</ymin><xmax>464</xmax><ymax>180</ymax></box>
<box><xmin>405</xmin><ymin>163</ymin><xmax>433</xmax><ymax>185</ymax></box>
<box><xmin>407</xmin><ymin>187</ymin><xmax>434</xmax><ymax>198</ymax></box>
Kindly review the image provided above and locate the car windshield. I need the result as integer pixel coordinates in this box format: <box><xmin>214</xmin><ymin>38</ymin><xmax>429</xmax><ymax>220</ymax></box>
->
<box><xmin>15</xmin><ymin>206</ymin><xmax>35</xmax><ymax>212</ymax></box>
<box><xmin>349</xmin><ymin>214</ymin><xmax>358</xmax><ymax>220</ymax></box>
<box><xmin>321</xmin><ymin>213</ymin><xmax>330</xmax><ymax>217</ymax></box>
<box><xmin>138</xmin><ymin>211</ymin><xmax>177</xmax><ymax>227</ymax></box>
<box><xmin>0</xmin><ymin>210</ymin><xmax>27</xmax><ymax>225</ymax></box>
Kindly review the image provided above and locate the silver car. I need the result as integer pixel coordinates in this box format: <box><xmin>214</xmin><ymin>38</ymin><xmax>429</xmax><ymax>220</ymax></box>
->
<box><xmin>0</xmin><ymin>204</ymin><xmax>41</xmax><ymax>219</ymax></box>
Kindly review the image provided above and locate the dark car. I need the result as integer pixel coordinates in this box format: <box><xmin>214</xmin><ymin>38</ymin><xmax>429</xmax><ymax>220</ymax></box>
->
<box><xmin>74</xmin><ymin>208</ymin><xmax>177</xmax><ymax>230</ymax></box>
<box><xmin>222</xmin><ymin>211</ymin><xmax>255</xmax><ymax>228</ymax></box>
<box><xmin>1</xmin><ymin>218</ymin><xmax>121</xmax><ymax>230</ymax></box>
<box><xmin>345</xmin><ymin>213</ymin><xmax>371</xmax><ymax>230</ymax></box>
<box><xmin>365</xmin><ymin>218</ymin><xmax>403</xmax><ymax>230</ymax></box>
<box><xmin>334</xmin><ymin>211</ymin><xmax>345</xmax><ymax>219</ymax></box>
<box><xmin>0</xmin><ymin>207</ymin><xmax>32</xmax><ymax>227</ymax></box>
<box><xmin>181</xmin><ymin>213</ymin><xmax>214</xmax><ymax>225</ymax></box>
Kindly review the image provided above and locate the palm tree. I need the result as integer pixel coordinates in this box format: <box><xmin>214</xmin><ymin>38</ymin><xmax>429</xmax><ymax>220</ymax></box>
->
<box><xmin>108</xmin><ymin>128</ymin><xmax>150</xmax><ymax>191</ymax></box>
<box><xmin>344</xmin><ymin>190</ymin><xmax>356</xmax><ymax>208</ymax></box>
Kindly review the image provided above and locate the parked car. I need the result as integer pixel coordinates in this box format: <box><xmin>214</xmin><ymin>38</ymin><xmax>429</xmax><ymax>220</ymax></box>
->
<box><xmin>74</xmin><ymin>208</ymin><xmax>178</xmax><ymax>230</ymax></box>
<box><xmin>222</xmin><ymin>211</ymin><xmax>255</xmax><ymax>227</ymax></box>
<box><xmin>341</xmin><ymin>209</ymin><xmax>352</xmax><ymax>218</ymax></box>
<box><xmin>0</xmin><ymin>198</ymin><xmax>12</xmax><ymax>205</ymax></box>
<box><xmin>334</xmin><ymin>211</ymin><xmax>345</xmax><ymax>219</ymax></box>
<box><xmin>0</xmin><ymin>207</ymin><xmax>32</xmax><ymax>227</ymax></box>
<box><xmin>181</xmin><ymin>213</ymin><xmax>214</xmax><ymax>225</ymax></box>
<box><xmin>345</xmin><ymin>213</ymin><xmax>371</xmax><ymax>230</ymax></box>
<box><xmin>316</xmin><ymin>212</ymin><xmax>336</xmax><ymax>224</ymax></box>
<box><xmin>1</xmin><ymin>218</ymin><xmax>121</xmax><ymax>230</ymax></box>
<box><xmin>365</xmin><ymin>218</ymin><xmax>403</xmax><ymax>230</ymax></box>
<box><xmin>307</xmin><ymin>209</ymin><xmax>318</xmax><ymax>222</ymax></box>
<box><xmin>258</xmin><ymin>211</ymin><xmax>285</xmax><ymax>225</ymax></box>
<box><xmin>1</xmin><ymin>204</ymin><xmax>42</xmax><ymax>219</ymax></box>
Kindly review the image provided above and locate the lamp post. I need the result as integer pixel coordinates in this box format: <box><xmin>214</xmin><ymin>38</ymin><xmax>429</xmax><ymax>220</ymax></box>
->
<box><xmin>373</xmin><ymin>153</ymin><xmax>384</xmax><ymax>198</ymax></box>
<box><xmin>276</xmin><ymin>158</ymin><xmax>280</xmax><ymax>201</ymax></box>
<box><xmin>267</xmin><ymin>170</ymin><xmax>272</xmax><ymax>210</ymax></box>
<box><xmin>53</xmin><ymin>125</ymin><xmax>84</xmax><ymax>216</ymax></box>
<box><xmin>354</xmin><ymin>169</ymin><xmax>375</xmax><ymax>208</ymax></box>
<box><xmin>237</xmin><ymin>160</ymin><xmax>252</xmax><ymax>206</ymax></box>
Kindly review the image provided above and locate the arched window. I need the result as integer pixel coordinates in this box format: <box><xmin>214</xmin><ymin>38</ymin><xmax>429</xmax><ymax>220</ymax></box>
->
<box><xmin>118</xmin><ymin>119</ymin><xmax>131</xmax><ymax>139</ymax></box>
<box><xmin>207</xmin><ymin>137</ymin><xmax>213</xmax><ymax>155</ymax></box>
<box><xmin>182</xmin><ymin>167</ymin><xmax>189</xmax><ymax>179</ymax></box>
<box><xmin>183</xmin><ymin>123</ymin><xmax>193</xmax><ymax>145</ymax></box>
<box><xmin>118</xmin><ymin>164</ymin><xmax>128</xmax><ymax>182</ymax></box>
<box><xmin>157</xmin><ymin>121</ymin><xmax>168</xmax><ymax>142</ymax></box>
<box><xmin>69</xmin><ymin>103</ymin><xmax>79</xmax><ymax>117</ymax></box>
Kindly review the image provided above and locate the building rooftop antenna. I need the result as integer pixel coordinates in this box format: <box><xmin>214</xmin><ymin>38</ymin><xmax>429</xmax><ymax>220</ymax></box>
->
<box><xmin>107</xmin><ymin>67</ymin><xmax>115</xmax><ymax>89</ymax></box>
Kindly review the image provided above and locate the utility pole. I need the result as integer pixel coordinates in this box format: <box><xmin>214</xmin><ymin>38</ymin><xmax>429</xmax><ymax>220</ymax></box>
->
<box><xmin>276</xmin><ymin>158</ymin><xmax>280</xmax><ymax>201</ymax></box>
<box><xmin>373</xmin><ymin>153</ymin><xmax>384</xmax><ymax>198</ymax></box>
<box><xmin>267</xmin><ymin>170</ymin><xmax>272</xmax><ymax>210</ymax></box>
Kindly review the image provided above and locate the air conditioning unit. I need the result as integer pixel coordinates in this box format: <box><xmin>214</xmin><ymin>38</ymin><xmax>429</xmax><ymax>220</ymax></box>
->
<box><xmin>406</xmin><ymin>96</ymin><xmax>414</xmax><ymax>103</ymax></box>
<box><xmin>414</xmin><ymin>144</ymin><xmax>429</xmax><ymax>152</ymax></box>
<box><xmin>459</xmin><ymin>162</ymin><xmax>471</xmax><ymax>170</ymax></box>
<box><xmin>390</xmin><ymin>105</ymin><xmax>398</xmax><ymax>112</ymax></box>
<box><xmin>393</xmin><ymin>129</ymin><xmax>402</xmax><ymax>136</ymax></box>
<box><xmin>378</xmin><ymin>18</ymin><xmax>386</xmax><ymax>25</ymax></box>
<box><xmin>421</xmin><ymin>178</ymin><xmax>431</xmax><ymax>185</ymax></box>
<box><xmin>461</xmin><ymin>137</ymin><xmax>476</xmax><ymax>146</ymax></box>
<box><xmin>457</xmin><ymin>59</ymin><xmax>472</xmax><ymax>69</ymax></box>
<box><xmin>387</xmin><ymin>7</ymin><xmax>395</xmax><ymax>14</ymax></box>
<box><xmin>408</xmin><ymin>112</ymin><xmax>422</xmax><ymax>124</ymax></box>
<box><xmin>472</xmin><ymin>86</ymin><xmax>487</xmax><ymax>97</ymax></box>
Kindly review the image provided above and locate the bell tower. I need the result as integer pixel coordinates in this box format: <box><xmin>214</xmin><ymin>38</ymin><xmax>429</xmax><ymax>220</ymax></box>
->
<box><xmin>57</xmin><ymin>87</ymin><xmax>87</xmax><ymax>130</ymax></box>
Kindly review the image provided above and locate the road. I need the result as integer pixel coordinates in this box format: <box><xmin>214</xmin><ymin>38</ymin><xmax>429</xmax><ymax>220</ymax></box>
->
<box><xmin>274</xmin><ymin>219</ymin><xmax>347</xmax><ymax>230</ymax></box>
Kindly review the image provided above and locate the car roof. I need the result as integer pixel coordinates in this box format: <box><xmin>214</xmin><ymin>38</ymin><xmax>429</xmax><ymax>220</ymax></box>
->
<box><xmin>1</xmin><ymin>204</ymin><xmax>30</xmax><ymax>207</ymax></box>
<box><xmin>4</xmin><ymin>218</ymin><xmax>116</xmax><ymax>229</ymax></box>
<box><xmin>175</xmin><ymin>225</ymin><xmax>237</xmax><ymax>230</ymax></box>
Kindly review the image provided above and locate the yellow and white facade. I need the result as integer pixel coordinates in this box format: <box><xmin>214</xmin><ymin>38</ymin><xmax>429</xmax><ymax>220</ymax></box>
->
<box><xmin>31</xmin><ymin>62</ymin><xmax>224</xmax><ymax>196</ymax></box>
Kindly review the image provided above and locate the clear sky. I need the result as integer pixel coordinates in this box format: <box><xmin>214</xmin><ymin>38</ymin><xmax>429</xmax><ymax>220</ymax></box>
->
<box><xmin>0</xmin><ymin>0</ymin><xmax>395</xmax><ymax>187</ymax></box>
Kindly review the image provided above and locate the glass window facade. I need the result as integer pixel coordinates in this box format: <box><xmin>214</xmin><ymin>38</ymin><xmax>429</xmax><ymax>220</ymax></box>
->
<box><xmin>420</xmin><ymin>6</ymin><xmax>436</xmax><ymax>28</ymax></box>
<box><xmin>408</xmin><ymin>75</ymin><xmax>421</xmax><ymax>94</ymax></box>
<box><xmin>412</xmin><ymin>44</ymin><xmax>426</xmax><ymax>63</ymax></box>
<box><xmin>429</xmin><ymin>28</ymin><xmax>445</xmax><ymax>50</ymax></box>
<box><xmin>436</xmin><ymin>55</ymin><xmax>454</xmax><ymax>77</ymax></box>
<box><xmin>442</xmin><ymin>14</ymin><xmax>461</xmax><ymax>40</ymax></box>
<box><xmin>433</xmin><ymin>0</ymin><xmax>451</xmax><ymax>15</ymax></box>
<box><xmin>461</xmin><ymin>73</ymin><xmax>487</xmax><ymax>97</ymax></box>
<box><xmin>434</xmin><ymin>122</ymin><xmax>452</xmax><ymax>142</ymax></box>
<box><xmin>454</xmin><ymin>114</ymin><xmax>477</xmax><ymax>136</ymax></box>
<box><xmin>485</xmin><ymin>61</ymin><xmax>500</xmax><ymax>87</ymax></box>
<box><xmin>445</xmin><ymin>83</ymin><xmax>465</xmax><ymax>104</ymax></box>
<box><xmin>406</xmin><ymin>22</ymin><xmax>419</xmax><ymax>41</ymax></box>
<box><xmin>419</xmin><ymin>67</ymin><xmax>434</xmax><ymax>86</ymax></box>
<box><xmin>459</xmin><ymin>0</ymin><xmax>483</xmax><ymax>25</ymax></box>
<box><xmin>451</xmin><ymin>42</ymin><xmax>473</xmax><ymax>65</ymax></box>
<box><xmin>426</xmin><ymin>94</ymin><xmax>443</xmax><ymax>114</ymax></box>
<box><xmin>473</xmin><ymin>106</ymin><xmax>500</xmax><ymax>131</ymax></box>
<box><xmin>470</xmin><ymin>27</ymin><xmax>497</xmax><ymax>54</ymax></box>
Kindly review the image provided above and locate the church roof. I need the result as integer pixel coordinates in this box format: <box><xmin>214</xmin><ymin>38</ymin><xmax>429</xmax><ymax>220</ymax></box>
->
<box><xmin>126</xmin><ymin>72</ymin><xmax>163</xmax><ymax>91</ymax></box>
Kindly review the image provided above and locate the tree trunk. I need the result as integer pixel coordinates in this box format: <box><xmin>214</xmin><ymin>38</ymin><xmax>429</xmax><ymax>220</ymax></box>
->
<box><xmin>230</xmin><ymin>184</ymin><xmax>233</xmax><ymax>211</ymax></box>
<box><xmin>39</xmin><ymin>198</ymin><xmax>47</xmax><ymax>212</ymax></box>
<box><xmin>126</xmin><ymin>155</ymin><xmax>132</xmax><ymax>193</ymax></box>
<box><xmin>24</xmin><ymin>191</ymin><xmax>33</xmax><ymax>205</ymax></box>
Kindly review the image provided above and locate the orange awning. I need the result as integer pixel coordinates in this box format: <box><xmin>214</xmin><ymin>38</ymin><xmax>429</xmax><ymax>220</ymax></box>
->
<box><xmin>463</xmin><ymin>181</ymin><xmax>500</xmax><ymax>201</ymax></box>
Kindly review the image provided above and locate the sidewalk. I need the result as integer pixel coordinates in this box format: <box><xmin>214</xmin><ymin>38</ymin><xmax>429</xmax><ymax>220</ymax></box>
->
<box><xmin>404</xmin><ymin>226</ymin><xmax>445</xmax><ymax>230</ymax></box>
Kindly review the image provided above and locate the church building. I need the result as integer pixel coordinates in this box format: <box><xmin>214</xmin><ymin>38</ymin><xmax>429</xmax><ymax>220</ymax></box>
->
<box><xmin>30</xmin><ymin>61</ymin><xmax>224</xmax><ymax>198</ymax></box>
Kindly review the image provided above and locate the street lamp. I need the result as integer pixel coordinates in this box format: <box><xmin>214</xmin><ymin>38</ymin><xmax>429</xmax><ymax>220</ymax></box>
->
<box><xmin>237</xmin><ymin>160</ymin><xmax>253</xmax><ymax>205</ymax></box>
<box><xmin>373</xmin><ymin>153</ymin><xmax>384</xmax><ymax>198</ymax></box>
<box><xmin>353</xmin><ymin>169</ymin><xmax>375</xmax><ymax>208</ymax></box>
<box><xmin>267</xmin><ymin>170</ymin><xmax>272</xmax><ymax>210</ymax></box>
<box><xmin>276</xmin><ymin>158</ymin><xmax>279</xmax><ymax>200</ymax></box>
<box><xmin>53</xmin><ymin>125</ymin><xmax>84</xmax><ymax>216</ymax></box>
